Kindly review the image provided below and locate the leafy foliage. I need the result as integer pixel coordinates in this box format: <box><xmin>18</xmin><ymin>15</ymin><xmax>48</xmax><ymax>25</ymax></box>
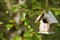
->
<box><xmin>0</xmin><ymin>0</ymin><xmax>60</xmax><ymax>40</ymax></box>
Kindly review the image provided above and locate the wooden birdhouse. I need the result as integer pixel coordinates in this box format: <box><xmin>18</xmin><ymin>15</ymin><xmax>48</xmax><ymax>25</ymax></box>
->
<box><xmin>35</xmin><ymin>10</ymin><xmax>58</xmax><ymax>34</ymax></box>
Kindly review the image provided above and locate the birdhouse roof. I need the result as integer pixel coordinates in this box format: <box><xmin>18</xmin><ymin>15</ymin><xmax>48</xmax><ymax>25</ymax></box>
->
<box><xmin>35</xmin><ymin>10</ymin><xmax>58</xmax><ymax>23</ymax></box>
<box><xmin>47</xmin><ymin>11</ymin><xmax>58</xmax><ymax>23</ymax></box>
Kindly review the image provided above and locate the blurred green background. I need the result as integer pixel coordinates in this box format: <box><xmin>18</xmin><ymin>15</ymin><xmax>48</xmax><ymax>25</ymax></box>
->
<box><xmin>0</xmin><ymin>0</ymin><xmax>60</xmax><ymax>40</ymax></box>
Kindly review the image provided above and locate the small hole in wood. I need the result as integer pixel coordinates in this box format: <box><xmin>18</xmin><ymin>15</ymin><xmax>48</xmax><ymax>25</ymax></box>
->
<box><xmin>43</xmin><ymin>18</ymin><xmax>48</xmax><ymax>23</ymax></box>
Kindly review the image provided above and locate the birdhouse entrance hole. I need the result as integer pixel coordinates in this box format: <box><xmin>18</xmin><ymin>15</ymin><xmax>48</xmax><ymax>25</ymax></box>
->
<box><xmin>42</xmin><ymin>18</ymin><xmax>48</xmax><ymax>23</ymax></box>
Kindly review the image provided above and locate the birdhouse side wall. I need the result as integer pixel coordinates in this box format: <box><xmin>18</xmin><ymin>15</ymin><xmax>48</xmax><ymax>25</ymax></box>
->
<box><xmin>49</xmin><ymin>24</ymin><xmax>56</xmax><ymax>32</ymax></box>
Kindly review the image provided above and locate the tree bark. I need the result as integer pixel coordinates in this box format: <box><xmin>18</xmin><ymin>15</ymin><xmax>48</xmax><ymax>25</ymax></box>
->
<box><xmin>4</xmin><ymin>0</ymin><xmax>27</xmax><ymax>40</ymax></box>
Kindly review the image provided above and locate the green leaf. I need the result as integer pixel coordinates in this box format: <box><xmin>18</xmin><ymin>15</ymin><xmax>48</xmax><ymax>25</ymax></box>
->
<box><xmin>24</xmin><ymin>19</ymin><xmax>30</xmax><ymax>26</ymax></box>
<box><xmin>12</xmin><ymin>7</ymin><xmax>18</xmax><ymax>13</ymax></box>
<box><xmin>54</xmin><ymin>10</ymin><xmax>60</xmax><ymax>15</ymax></box>
<box><xmin>9</xmin><ymin>20</ymin><xmax>14</xmax><ymax>23</ymax></box>
<box><xmin>6</xmin><ymin>10</ymin><xmax>9</xmax><ymax>14</ymax></box>
<box><xmin>6</xmin><ymin>24</ymin><xmax>13</xmax><ymax>30</ymax></box>
<box><xmin>20</xmin><ymin>4</ymin><xmax>27</xmax><ymax>8</ymax></box>
<box><xmin>0</xmin><ymin>22</ymin><xmax>4</xmax><ymax>25</ymax></box>
<box><xmin>24</xmin><ymin>31</ymin><xmax>33</xmax><ymax>37</ymax></box>
<box><xmin>13</xmin><ymin>35</ymin><xmax>21</xmax><ymax>40</ymax></box>
<box><xmin>20</xmin><ymin>12</ymin><xmax>26</xmax><ymax>21</ymax></box>
<box><xmin>31</xmin><ymin>0</ymin><xmax>36</xmax><ymax>3</ymax></box>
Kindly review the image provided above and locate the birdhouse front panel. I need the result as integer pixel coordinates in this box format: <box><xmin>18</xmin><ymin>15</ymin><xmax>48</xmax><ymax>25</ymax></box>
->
<box><xmin>39</xmin><ymin>20</ymin><xmax>50</xmax><ymax>32</ymax></box>
<box><xmin>39</xmin><ymin>19</ymin><xmax>55</xmax><ymax>34</ymax></box>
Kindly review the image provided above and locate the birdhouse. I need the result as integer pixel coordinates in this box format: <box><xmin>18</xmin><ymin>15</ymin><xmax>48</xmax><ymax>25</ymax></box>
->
<box><xmin>35</xmin><ymin>10</ymin><xmax>58</xmax><ymax>34</ymax></box>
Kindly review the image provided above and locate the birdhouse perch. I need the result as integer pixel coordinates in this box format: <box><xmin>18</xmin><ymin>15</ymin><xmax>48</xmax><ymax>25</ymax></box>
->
<box><xmin>35</xmin><ymin>10</ymin><xmax>58</xmax><ymax>34</ymax></box>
